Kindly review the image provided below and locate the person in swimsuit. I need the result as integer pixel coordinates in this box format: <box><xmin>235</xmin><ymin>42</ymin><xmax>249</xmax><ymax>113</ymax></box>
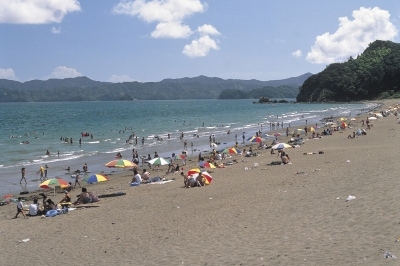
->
<box><xmin>20</xmin><ymin>167</ymin><xmax>27</xmax><ymax>184</ymax></box>
<box><xmin>74</xmin><ymin>173</ymin><xmax>81</xmax><ymax>188</ymax></box>
<box><xmin>74</xmin><ymin>188</ymin><xmax>91</xmax><ymax>205</ymax></box>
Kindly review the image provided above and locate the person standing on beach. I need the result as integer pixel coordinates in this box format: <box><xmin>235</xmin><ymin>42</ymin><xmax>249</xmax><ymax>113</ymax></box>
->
<box><xmin>83</xmin><ymin>163</ymin><xmax>88</xmax><ymax>172</ymax></box>
<box><xmin>184</xmin><ymin>140</ymin><xmax>187</xmax><ymax>150</ymax></box>
<box><xmin>74</xmin><ymin>173</ymin><xmax>81</xmax><ymax>188</ymax></box>
<box><xmin>142</xmin><ymin>137</ymin><xmax>145</xmax><ymax>145</ymax></box>
<box><xmin>191</xmin><ymin>142</ymin><xmax>193</xmax><ymax>154</ymax></box>
<box><xmin>44</xmin><ymin>164</ymin><xmax>49</xmax><ymax>178</ymax></box>
<box><xmin>15</xmin><ymin>197</ymin><xmax>26</xmax><ymax>219</ymax></box>
<box><xmin>37</xmin><ymin>165</ymin><xmax>45</xmax><ymax>181</ymax></box>
<box><xmin>242</xmin><ymin>133</ymin><xmax>245</xmax><ymax>144</ymax></box>
<box><xmin>20</xmin><ymin>167</ymin><xmax>27</xmax><ymax>184</ymax></box>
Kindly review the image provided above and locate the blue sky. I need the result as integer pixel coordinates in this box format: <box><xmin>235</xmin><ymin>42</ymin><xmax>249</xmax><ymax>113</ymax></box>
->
<box><xmin>1</xmin><ymin>0</ymin><xmax>399</xmax><ymax>83</ymax></box>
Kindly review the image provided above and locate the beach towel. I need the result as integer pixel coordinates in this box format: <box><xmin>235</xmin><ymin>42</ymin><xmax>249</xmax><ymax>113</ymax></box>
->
<box><xmin>150</xmin><ymin>180</ymin><xmax>174</xmax><ymax>185</ymax></box>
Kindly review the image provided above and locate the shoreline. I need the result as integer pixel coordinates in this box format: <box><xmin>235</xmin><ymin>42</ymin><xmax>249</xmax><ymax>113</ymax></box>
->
<box><xmin>0</xmin><ymin>99</ymin><xmax>399</xmax><ymax>265</ymax></box>
<box><xmin>0</xmin><ymin>101</ymin><xmax>384</xmax><ymax>200</ymax></box>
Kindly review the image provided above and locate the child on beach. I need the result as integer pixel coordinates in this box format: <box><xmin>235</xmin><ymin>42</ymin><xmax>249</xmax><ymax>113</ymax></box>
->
<box><xmin>15</xmin><ymin>197</ymin><xmax>26</xmax><ymax>219</ymax></box>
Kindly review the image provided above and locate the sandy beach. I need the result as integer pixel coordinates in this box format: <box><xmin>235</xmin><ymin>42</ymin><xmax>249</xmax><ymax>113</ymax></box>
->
<box><xmin>1</xmin><ymin>99</ymin><xmax>400</xmax><ymax>265</ymax></box>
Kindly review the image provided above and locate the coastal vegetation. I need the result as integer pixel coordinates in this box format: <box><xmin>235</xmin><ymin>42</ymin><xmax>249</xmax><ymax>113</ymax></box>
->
<box><xmin>297</xmin><ymin>40</ymin><xmax>400</xmax><ymax>102</ymax></box>
<box><xmin>217</xmin><ymin>85</ymin><xmax>299</xmax><ymax>99</ymax></box>
<box><xmin>0</xmin><ymin>74</ymin><xmax>311</xmax><ymax>102</ymax></box>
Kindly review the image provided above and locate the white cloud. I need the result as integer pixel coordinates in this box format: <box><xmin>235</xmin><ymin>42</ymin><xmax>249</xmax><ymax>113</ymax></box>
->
<box><xmin>112</xmin><ymin>0</ymin><xmax>205</xmax><ymax>39</ymax></box>
<box><xmin>45</xmin><ymin>66</ymin><xmax>82</xmax><ymax>79</ymax></box>
<box><xmin>0</xmin><ymin>68</ymin><xmax>17</xmax><ymax>80</ymax></box>
<box><xmin>51</xmin><ymin>26</ymin><xmax>61</xmax><ymax>34</ymax></box>
<box><xmin>108</xmin><ymin>75</ymin><xmax>135</xmax><ymax>83</ymax></box>
<box><xmin>292</xmin><ymin>50</ymin><xmax>302</xmax><ymax>58</ymax></box>
<box><xmin>183</xmin><ymin>35</ymin><xmax>219</xmax><ymax>57</ymax></box>
<box><xmin>198</xmin><ymin>24</ymin><xmax>220</xmax><ymax>36</ymax></box>
<box><xmin>0</xmin><ymin>0</ymin><xmax>81</xmax><ymax>24</ymax></box>
<box><xmin>151</xmin><ymin>21</ymin><xmax>192</xmax><ymax>38</ymax></box>
<box><xmin>306</xmin><ymin>7</ymin><xmax>398</xmax><ymax>64</ymax></box>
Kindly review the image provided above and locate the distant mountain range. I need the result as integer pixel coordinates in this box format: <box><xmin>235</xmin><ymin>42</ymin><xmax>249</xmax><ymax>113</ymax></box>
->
<box><xmin>0</xmin><ymin>73</ymin><xmax>312</xmax><ymax>102</ymax></box>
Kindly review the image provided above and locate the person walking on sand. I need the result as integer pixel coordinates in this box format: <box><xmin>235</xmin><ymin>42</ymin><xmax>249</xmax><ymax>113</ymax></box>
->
<box><xmin>74</xmin><ymin>173</ymin><xmax>81</xmax><ymax>188</ymax></box>
<box><xmin>15</xmin><ymin>197</ymin><xmax>26</xmax><ymax>219</ymax></box>
<box><xmin>20</xmin><ymin>167</ymin><xmax>27</xmax><ymax>184</ymax></box>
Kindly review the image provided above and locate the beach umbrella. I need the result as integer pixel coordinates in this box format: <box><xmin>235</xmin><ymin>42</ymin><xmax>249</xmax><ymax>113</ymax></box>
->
<box><xmin>199</xmin><ymin>161</ymin><xmax>216</xmax><ymax>169</ymax></box>
<box><xmin>273</xmin><ymin>132</ymin><xmax>281</xmax><ymax>137</ymax></box>
<box><xmin>350</xmin><ymin>118</ymin><xmax>357</xmax><ymax>121</ymax></box>
<box><xmin>310</xmin><ymin>127</ymin><xmax>315</xmax><ymax>133</ymax></box>
<box><xmin>368</xmin><ymin>117</ymin><xmax>377</xmax><ymax>120</ymax></box>
<box><xmin>147</xmin><ymin>157</ymin><xmax>170</xmax><ymax>166</ymax></box>
<box><xmin>271</xmin><ymin>143</ymin><xmax>292</xmax><ymax>150</ymax></box>
<box><xmin>221</xmin><ymin>147</ymin><xmax>239</xmax><ymax>154</ymax></box>
<box><xmin>39</xmin><ymin>177</ymin><xmax>69</xmax><ymax>189</ymax></box>
<box><xmin>375</xmin><ymin>113</ymin><xmax>383</xmax><ymax>118</ymax></box>
<box><xmin>338</xmin><ymin>117</ymin><xmax>347</xmax><ymax>121</ymax></box>
<box><xmin>178</xmin><ymin>154</ymin><xmax>186</xmax><ymax>160</ymax></box>
<box><xmin>187</xmin><ymin>168</ymin><xmax>201</xmax><ymax>176</ymax></box>
<box><xmin>3</xmin><ymin>194</ymin><xmax>13</xmax><ymax>199</ymax></box>
<box><xmin>192</xmin><ymin>171</ymin><xmax>213</xmax><ymax>185</ymax></box>
<box><xmin>83</xmin><ymin>174</ymin><xmax>109</xmax><ymax>184</ymax></box>
<box><xmin>325</xmin><ymin>122</ymin><xmax>335</xmax><ymax>126</ymax></box>
<box><xmin>105</xmin><ymin>159</ymin><xmax>137</xmax><ymax>168</ymax></box>
<box><xmin>248</xmin><ymin>136</ymin><xmax>264</xmax><ymax>143</ymax></box>
<box><xmin>39</xmin><ymin>177</ymin><xmax>69</xmax><ymax>197</ymax></box>
<box><xmin>210</xmin><ymin>143</ymin><xmax>218</xmax><ymax>148</ymax></box>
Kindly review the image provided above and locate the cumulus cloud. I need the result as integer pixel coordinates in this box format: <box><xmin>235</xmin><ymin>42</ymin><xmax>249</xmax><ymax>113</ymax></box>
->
<box><xmin>198</xmin><ymin>24</ymin><xmax>220</xmax><ymax>36</ymax></box>
<box><xmin>292</xmin><ymin>50</ymin><xmax>302</xmax><ymax>58</ymax></box>
<box><xmin>45</xmin><ymin>66</ymin><xmax>82</xmax><ymax>79</ymax></box>
<box><xmin>182</xmin><ymin>24</ymin><xmax>220</xmax><ymax>57</ymax></box>
<box><xmin>183</xmin><ymin>35</ymin><xmax>219</xmax><ymax>57</ymax></box>
<box><xmin>108</xmin><ymin>75</ymin><xmax>135</xmax><ymax>83</ymax></box>
<box><xmin>306</xmin><ymin>7</ymin><xmax>398</xmax><ymax>64</ymax></box>
<box><xmin>113</xmin><ymin>0</ymin><xmax>205</xmax><ymax>39</ymax></box>
<box><xmin>0</xmin><ymin>68</ymin><xmax>17</xmax><ymax>80</ymax></box>
<box><xmin>51</xmin><ymin>26</ymin><xmax>61</xmax><ymax>34</ymax></box>
<box><xmin>0</xmin><ymin>0</ymin><xmax>81</xmax><ymax>24</ymax></box>
<box><xmin>151</xmin><ymin>21</ymin><xmax>192</xmax><ymax>38</ymax></box>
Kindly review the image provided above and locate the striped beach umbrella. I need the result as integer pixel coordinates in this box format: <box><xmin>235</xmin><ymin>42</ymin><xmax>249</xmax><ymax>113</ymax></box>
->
<box><xmin>148</xmin><ymin>157</ymin><xmax>170</xmax><ymax>166</ymax></box>
<box><xmin>39</xmin><ymin>177</ymin><xmax>69</xmax><ymax>189</ymax></box>
<box><xmin>83</xmin><ymin>174</ymin><xmax>109</xmax><ymax>183</ymax></box>
<box><xmin>105</xmin><ymin>159</ymin><xmax>137</xmax><ymax>168</ymax></box>
<box><xmin>199</xmin><ymin>161</ymin><xmax>216</xmax><ymax>169</ymax></box>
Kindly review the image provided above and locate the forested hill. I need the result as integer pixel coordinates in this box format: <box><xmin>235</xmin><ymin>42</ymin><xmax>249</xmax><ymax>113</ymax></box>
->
<box><xmin>297</xmin><ymin>40</ymin><xmax>400</xmax><ymax>102</ymax></box>
<box><xmin>0</xmin><ymin>73</ymin><xmax>311</xmax><ymax>102</ymax></box>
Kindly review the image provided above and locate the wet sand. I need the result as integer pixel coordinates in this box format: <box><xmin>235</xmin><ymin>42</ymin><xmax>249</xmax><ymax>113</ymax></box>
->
<box><xmin>0</xmin><ymin>99</ymin><xmax>399</xmax><ymax>265</ymax></box>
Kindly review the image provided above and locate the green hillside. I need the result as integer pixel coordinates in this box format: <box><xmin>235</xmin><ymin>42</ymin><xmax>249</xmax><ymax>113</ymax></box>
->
<box><xmin>297</xmin><ymin>40</ymin><xmax>400</xmax><ymax>102</ymax></box>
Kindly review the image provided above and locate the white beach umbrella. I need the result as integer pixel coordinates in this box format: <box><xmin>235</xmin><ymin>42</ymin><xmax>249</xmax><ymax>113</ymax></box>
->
<box><xmin>147</xmin><ymin>157</ymin><xmax>170</xmax><ymax>166</ymax></box>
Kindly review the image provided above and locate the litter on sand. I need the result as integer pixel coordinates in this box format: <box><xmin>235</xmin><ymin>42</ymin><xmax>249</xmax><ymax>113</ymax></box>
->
<box><xmin>346</xmin><ymin>195</ymin><xmax>356</xmax><ymax>201</ymax></box>
<box><xmin>384</xmin><ymin>251</ymin><xmax>396</xmax><ymax>258</ymax></box>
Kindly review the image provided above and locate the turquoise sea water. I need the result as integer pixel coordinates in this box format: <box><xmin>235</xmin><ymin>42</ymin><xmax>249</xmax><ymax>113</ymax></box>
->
<box><xmin>0</xmin><ymin>99</ymin><xmax>377</xmax><ymax>195</ymax></box>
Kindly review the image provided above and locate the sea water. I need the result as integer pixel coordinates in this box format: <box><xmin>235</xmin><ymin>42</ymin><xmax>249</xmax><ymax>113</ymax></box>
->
<box><xmin>0</xmin><ymin>99</ymin><xmax>377</xmax><ymax>195</ymax></box>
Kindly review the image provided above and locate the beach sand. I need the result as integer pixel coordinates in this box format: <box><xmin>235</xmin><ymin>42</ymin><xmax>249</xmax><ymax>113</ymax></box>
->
<box><xmin>1</xmin><ymin>99</ymin><xmax>400</xmax><ymax>265</ymax></box>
